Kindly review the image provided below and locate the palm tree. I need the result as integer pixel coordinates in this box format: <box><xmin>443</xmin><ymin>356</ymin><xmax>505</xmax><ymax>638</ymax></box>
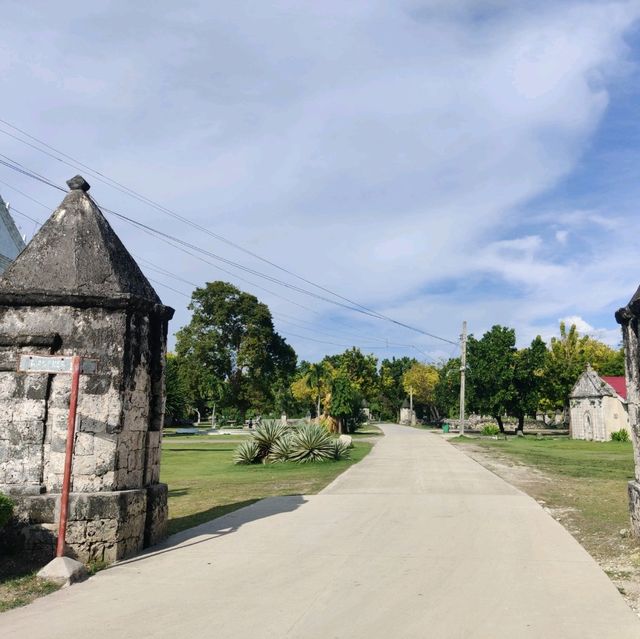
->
<box><xmin>306</xmin><ymin>362</ymin><xmax>326</xmax><ymax>423</ymax></box>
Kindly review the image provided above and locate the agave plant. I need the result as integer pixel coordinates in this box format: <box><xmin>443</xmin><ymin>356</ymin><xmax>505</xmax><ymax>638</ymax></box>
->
<box><xmin>289</xmin><ymin>423</ymin><xmax>334</xmax><ymax>463</ymax></box>
<box><xmin>330</xmin><ymin>438</ymin><xmax>351</xmax><ymax>461</ymax></box>
<box><xmin>253</xmin><ymin>421</ymin><xmax>289</xmax><ymax>458</ymax></box>
<box><xmin>233</xmin><ymin>439</ymin><xmax>260</xmax><ymax>465</ymax></box>
<box><xmin>268</xmin><ymin>434</ymin><xmax>293</xmax><ymax>463</ymax></box>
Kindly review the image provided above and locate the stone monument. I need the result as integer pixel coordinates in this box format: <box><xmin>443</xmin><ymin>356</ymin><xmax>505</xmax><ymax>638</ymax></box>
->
<box><xmin>0</xmin><ymin>176</ymin><xmax>174</xmax><ymax>562</ymax></box>
<box><xmin>399</xmin><ymin>398</ymin><xmax>415</xmax><ymax>425</ymax></box>
<box><xmin>616</xmin><ymin>287</ymin><xmax>640</xmax><ymax>536</ymax></box>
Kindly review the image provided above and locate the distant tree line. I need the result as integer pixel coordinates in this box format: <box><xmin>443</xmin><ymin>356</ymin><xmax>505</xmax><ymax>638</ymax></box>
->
<box><xmin>165</xmin><ymin>281</ymin><xmax>624</xmax><ymax>434</ymax></box>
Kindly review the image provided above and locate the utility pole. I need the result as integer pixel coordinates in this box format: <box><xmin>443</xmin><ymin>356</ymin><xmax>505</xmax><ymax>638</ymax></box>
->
<box><xmin>459</xmin><ymin>321</ymin><xmax>467</xmax><ymax>435</ymax></box>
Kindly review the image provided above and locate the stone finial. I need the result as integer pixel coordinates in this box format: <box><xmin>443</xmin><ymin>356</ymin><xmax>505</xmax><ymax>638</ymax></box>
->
<box><xmin>66</xmin><ymin>175</ymin><xmax>90</xmax><ymax>192</ymax></box>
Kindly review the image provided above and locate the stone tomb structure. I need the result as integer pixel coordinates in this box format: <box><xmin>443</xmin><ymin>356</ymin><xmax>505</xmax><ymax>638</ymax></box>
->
<box><xmin>0</xmin><ymin>176</ymin><xmax>174</xmax><ymax>562</ymax></box>
<box><xmin>569</xmin><ymin>364</ymin><xmax>629</xmax><ymax>441</ymax></box>
<box><xmin>399</xmin><ymin>398</ymin><xmax>416</xmax><ymax>426</ymax></box>
<box><xmin>616</xmin><ymin>287</ymin><xmax>640</xmax><ymax>537</ymax></box>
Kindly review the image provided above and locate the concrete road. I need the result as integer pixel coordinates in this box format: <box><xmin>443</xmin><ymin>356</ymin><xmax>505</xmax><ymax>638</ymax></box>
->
<box><xmin>3</xmin><ymin>424</ymin><xmax>640</xmax><ymax>638</ymax></box>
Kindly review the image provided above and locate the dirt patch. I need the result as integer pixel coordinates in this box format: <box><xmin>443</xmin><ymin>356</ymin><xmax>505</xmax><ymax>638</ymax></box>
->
<box><xmin>458</xmin><ymin>442</ymin><xmax>640</xmax><ymax>614</ymax></box>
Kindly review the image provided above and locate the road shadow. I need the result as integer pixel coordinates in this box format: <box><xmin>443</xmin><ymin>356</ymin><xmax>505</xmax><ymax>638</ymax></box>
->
<box><xmin>119</xmin><ymin>494</ymin><xmax>307</xmax><ymax>566</ymax></box>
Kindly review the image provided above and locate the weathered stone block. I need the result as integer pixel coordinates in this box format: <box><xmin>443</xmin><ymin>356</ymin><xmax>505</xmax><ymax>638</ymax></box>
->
<box><xmin>24</xmin><ymin>374</ymin><xmax>49</xmax><ymax>400</ymax></box>
<box><xmin>629</xmin><ymin>481</ymin><xmax>640</xmax><ymax>537</ymax></box>
<box><xmin>145</xmin><ymin>482</ymin><xmax>168</xmax><ymax>546</ymax></box>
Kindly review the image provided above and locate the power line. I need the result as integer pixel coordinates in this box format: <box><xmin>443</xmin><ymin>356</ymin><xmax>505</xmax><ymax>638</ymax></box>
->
<box><xmin>0</xmin><ymin>119</ymin><xmax>450</xmax><ymax>336</ymax></box>
<box><xmin>8</xmin><ymin>206</ymin><xmax>41</xmax><ymax>226</ymax></box>
<box><xmin>138</xmin><ymin>254</ymin><xmax>436</xmax><ymax>355</ymax></box>
<box><xmin>0</xmin><ymin>150</ymin><xmax>458</xmax><ymax>345</ymax></box>
<box><xmin>137</xmin><ymin>255</ymin><xmax>438</xmax><ymax>358</ymax></box>
<box><xmin>0</xmin><ymin>121</ymin><xmax>459</xmax><ymax>345</ymax></box>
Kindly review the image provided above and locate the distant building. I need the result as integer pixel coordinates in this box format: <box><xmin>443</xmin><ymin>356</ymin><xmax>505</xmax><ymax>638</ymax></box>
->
<box><xmin>0</xmin><ymin>195</ymin><xmax>25</xmax><ymax>273</ymax></box>
<box><xmin>399</xmin><ymin>397</ymin><xmax>416</xmax><ymax>426</ymax></box>
<box><xmin>569</xmin><ymin>364</ymin><xmax>629</xmax><ymax>441</ymax></box>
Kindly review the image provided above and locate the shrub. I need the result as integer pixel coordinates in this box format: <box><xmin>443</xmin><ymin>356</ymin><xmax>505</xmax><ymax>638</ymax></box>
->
<box><xmin>253</xmin><ymin>420</ymin><xmax>289</xmax><ymax>458</ymax></box>
<box><xmin>329</xmin><ymin>439</ymin><xmax>351</xmax><ymax>461</ymax></box>
<box><xmin>481</xmin><ymin>424</ymin><xmax>501</xmax><ymax>436</ymax></box>
<box><xmin>0</xmin><ymin>493</ymin><xmax>14</xmax><ymax>529</ymax></box>
<box><xmin>611</xmin><ymin>429</ymin><xmax>630</xmax><ymax>442</ymax></box>
<box><xmin>289</xmin><ymin>423</ymin><xmax>335</xmax><ymax>463</ymax></box>
<box><xmin>268</xmin><ymin>435</ymin><xmax>294</xmax><ymax>463</ymax></box>
<box><xmin>233</xmin><ymin>439</ymin><xmax>261</xmax><ymax>465</ymax></box>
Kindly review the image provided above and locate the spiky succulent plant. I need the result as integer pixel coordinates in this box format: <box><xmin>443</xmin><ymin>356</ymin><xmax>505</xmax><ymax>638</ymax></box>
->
<box><xmin>289</xmin><ymin>423</ymin><xmax>335</xmax><ymax>463</ymax></box>
<box><xmin>233</xmin><ymin>439</ymin><xmax>261</xmax><ymax>465</ymax></box>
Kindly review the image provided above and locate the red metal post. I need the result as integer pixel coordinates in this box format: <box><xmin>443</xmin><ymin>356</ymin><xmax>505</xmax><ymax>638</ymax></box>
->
<box><xmin>56</xmin><ymin>355</ymin><xmax>81</xmax><ymax>557</ymax></box>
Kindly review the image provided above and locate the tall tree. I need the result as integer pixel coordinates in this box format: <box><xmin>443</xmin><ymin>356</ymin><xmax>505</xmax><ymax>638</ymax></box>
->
<box><xmin>324</xmin><ymin>348</ymin><xmax>379</xmax><ymax>408</ymax></box>
<box><xmin>306</xmin><ymin>362</ymin><xmax>331</xmax><ymax>420</ymax></box>
<box><xmin>175</xmin><ymin>282</ymin><xmax>296</xmax><ymax>419</ymax></box>
<box><xmin>164</xmin><ymin>353</ymin><xmax>189</xmax><ymax>423</ymax></box>
<box><xmin>434</xmin><ymin>357</ymin><xmax>462</xmax><ymax>419</ymax></box>
<box><xmin>541</xmin><ymin>322</ymin><xmax>624</xmax><ymax>417</ymax></box>
<box><xmin>509</xmin><ymin>336</ymin><xmax>547</xmax><ymax>432</ymax></box>
<box><xmin>329</xmin><ymin>374</ymin><xmax>362</xmax><ymax>434</ymax></box>
<box><xmin>378</xmin><ymin>356</ymin><xmax>418</xmax><ymax>420</ymax></box>
<box><xmin>402</xmin><ymin>362</ymin><xmax>440</xmax><ymax>420</ymax></box>
<box><xmin>467</xmin><ymin>325</ymin><xmax>517</xmax><ymax>432</ymax></box>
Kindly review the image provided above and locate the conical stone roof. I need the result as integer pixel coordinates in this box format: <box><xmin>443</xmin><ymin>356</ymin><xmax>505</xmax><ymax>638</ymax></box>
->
<box><xmin>0</xmin><ymin>176</ymin><xmax>166</xmax><ymax>313</ymax></box>
<box><xmin>569</xmin><ymin>364</ymin><xmax>620</xmax><ymax>400</ymax></box>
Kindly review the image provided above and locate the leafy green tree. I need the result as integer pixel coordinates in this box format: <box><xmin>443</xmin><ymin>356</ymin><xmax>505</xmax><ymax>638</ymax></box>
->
<box><xmin>307</xmin><ymin>362</ymin><xmax>330</xmax><ymax>420</ymax></box>
<box><xmin>541</xmin><ymin>322</ymin><xmax>624</xmax><ymax>417</ymax></box>
<box><xmin>467</xmin><ymin>326</ymin><xmax>517</xmax><ymax>432</ymax></box>
<box><xmin>175</xmin><ymin>282</ymin><xmax>297</xmax><ymax>420</ymax></box>
<box><xmin>329</xmin><ymin>374</ymin><xmax>362</xmax><ymax>434</ymax></box>
<box><xmin>509</xmin><ymin>336</ymin><xmax>547</xmax><ymax>432</ymax></box>
<box><xmin>402</xmin><ymin>362</ymin><xmax>440</xmax><ymax>420</ymax></box>
<box><xmin>378</xmin><ymin>356</ymin><xmax>418</xmax><ymax>420</ymax></box>
<box><xmin>164</xmin><ymin>353</ymin><xmax>189</xmax><ymax>422</ymax></box>
<box><xmin>434</xmin><ymin>357</ymin><xmax>461</xmax><ymax>419</ymax></box>
<box><xmin>324</xmin><ymin>348</ymin><xmax>379</xmax><ymax>408</ymax></box>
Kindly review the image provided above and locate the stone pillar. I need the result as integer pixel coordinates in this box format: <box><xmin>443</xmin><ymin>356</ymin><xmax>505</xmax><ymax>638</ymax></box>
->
<box><xmin>0</xmin><ymin>176</ymin><xmax>174</xmax><ymax>562</ymax></box>
<box><xmin>616</xmin><ymin>290</ymin><xmax>640</xmax><ymax>536</ymax></box>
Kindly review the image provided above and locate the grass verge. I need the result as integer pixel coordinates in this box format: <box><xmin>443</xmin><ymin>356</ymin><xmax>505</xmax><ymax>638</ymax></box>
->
<box><xmin>0</xmin><ymin>556</ymin><xmax>60</xmax><ymax>613</ymax></box>
<box><xmin>162</xmin><ymin>439</ymin><xmax>374</xmax><ymax>535</ymax></box>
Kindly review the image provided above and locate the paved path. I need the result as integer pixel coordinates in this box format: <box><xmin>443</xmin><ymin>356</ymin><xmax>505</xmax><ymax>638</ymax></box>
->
<box><xmin>3</xmin><ymin>424</ymin><xmax>640</xmax><ymax>638</ymax></box>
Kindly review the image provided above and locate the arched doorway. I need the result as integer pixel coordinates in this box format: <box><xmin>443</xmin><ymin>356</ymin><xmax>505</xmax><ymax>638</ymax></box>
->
<box><xmin>584</xmin><ymin>413</ymin><xmax>593</xmax><ymax>441</ymax></box>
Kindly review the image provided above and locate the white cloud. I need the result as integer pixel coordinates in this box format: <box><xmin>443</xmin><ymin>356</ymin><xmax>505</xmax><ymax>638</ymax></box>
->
<box><xmin>0</xmin><ymin>1</ymin><xmax>639</xmax><ymax>359</ymax></box>
<box><xmin>559</xmin><ymin>315</ymin><xmax>622</xmax><ymax>346</ymax></box>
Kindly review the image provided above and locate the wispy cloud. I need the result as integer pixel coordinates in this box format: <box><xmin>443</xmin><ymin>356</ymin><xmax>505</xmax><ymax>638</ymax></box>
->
<box><xmin>0</xmin><ymin>1</ymin><xmax>639</xmax><ymax>359</ymax></box>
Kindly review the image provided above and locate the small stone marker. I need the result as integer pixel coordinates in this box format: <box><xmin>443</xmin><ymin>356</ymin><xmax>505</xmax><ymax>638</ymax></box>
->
<box><xmin>37</xmin><ymin>556</ymin><xmax>87</xmax><ymax>587</ymax></box>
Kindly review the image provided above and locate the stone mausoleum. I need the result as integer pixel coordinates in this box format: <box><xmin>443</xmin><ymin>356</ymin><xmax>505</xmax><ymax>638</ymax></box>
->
<box><xmin>569</xmin><ymin>364</ymin><xmax>629</xmax><ymax>441</ymax></box>
<box><xmin>0</xmin><ymin>176</ymin><xmax>174</xmax><ymax>562</ymax></box>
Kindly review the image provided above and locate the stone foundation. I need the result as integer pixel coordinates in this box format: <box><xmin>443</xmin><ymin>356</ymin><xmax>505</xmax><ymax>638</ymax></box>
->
<box><xmin>145</xmin><ymin>483</ymin><xmax>168</xmax><ymax>546</ymax></box>
<box><xmin>6</xmin><ymin>488</ymin><xmax>153</xmax><ymax>563</ymax></box>
<box><xmin>628</xmin><ymin>481</ymin><xmax>640</xmax><ymax>538</ymax></box>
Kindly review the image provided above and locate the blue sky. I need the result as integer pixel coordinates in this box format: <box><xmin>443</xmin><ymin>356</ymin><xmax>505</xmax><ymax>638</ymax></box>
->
<box><xmin>1</xmin><ymin>1</ymin><xmax>640</xmax><ymax>362</ymax></box>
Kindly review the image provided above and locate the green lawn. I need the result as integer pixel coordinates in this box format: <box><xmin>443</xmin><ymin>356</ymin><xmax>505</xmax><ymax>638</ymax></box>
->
<box><xmin>0</xmin><ymin>573</ymin><xmax>59</xmax><ymax>613</ymax></box>
<box><xmin>162</xmin><ymin>439</ymin><xmax>373</xmax><ymax>535</ymax></box>
<box><xmin>458</xmin><ymin>436</ymin><xmax>635</xmax><ymax>480</ymax></box>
